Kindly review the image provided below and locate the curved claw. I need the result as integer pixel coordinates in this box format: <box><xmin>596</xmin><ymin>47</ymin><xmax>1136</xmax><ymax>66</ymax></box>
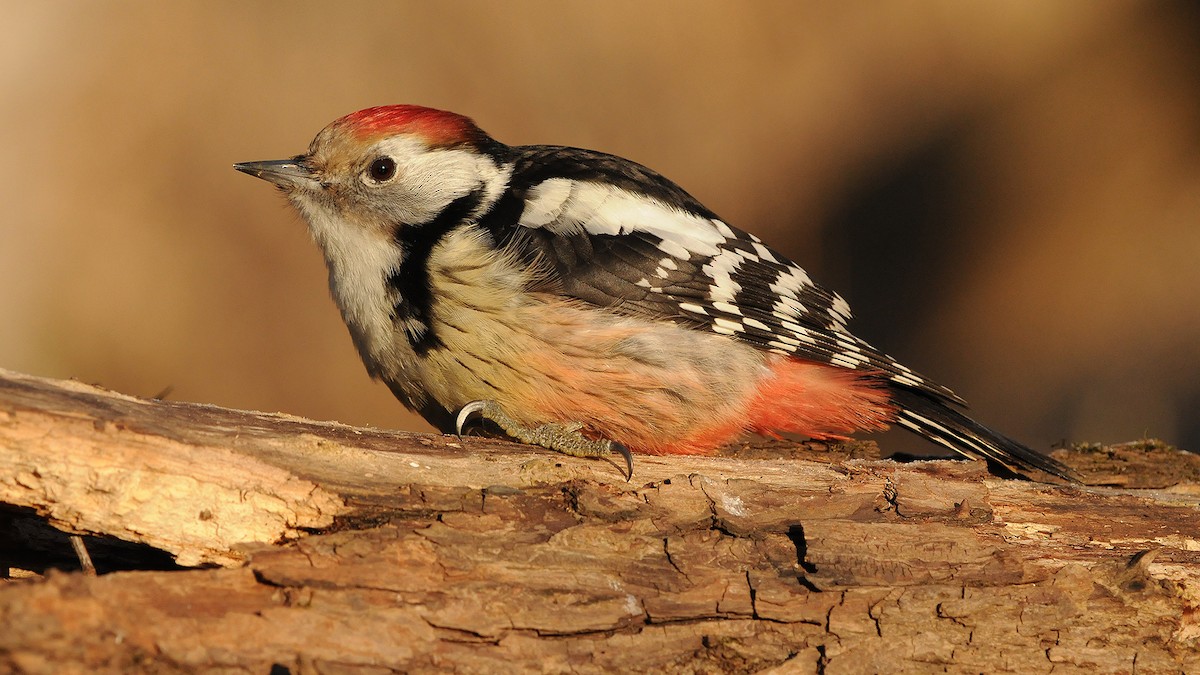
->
<box><xmin>454</xmin><ymin>399</ymin><xmax>633</xmax><ymax>481</ymax></box>
<box><xmin>455</xmin><ymin>400</ymin><xmax>488</xmax><ymax>437</ymax></box>
<box><xmin>611</xmin><ymin>441</ymin><xmax>634</xmax><ymax>482</ymax></box>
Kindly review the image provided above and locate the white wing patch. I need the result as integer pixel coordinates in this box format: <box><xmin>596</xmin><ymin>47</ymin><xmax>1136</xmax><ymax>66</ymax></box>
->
<box><xmin>751</xmin><ymin>241</ymin><xmax>778</xmax><ymax>263</ymax></box>
<box><xmin>770</xmin><ymin>266</ymin><xmax>813</xmax><ymax>297</ymax></box>
<box><xmin>521</xmin><ymin>178</ymin><xmax>573</xmax><ymax>226</ymax></box>
<box><xmin>830</xmin><ymin>294</ymin><xmax>853</xmax><ymax>326</ymax></box>
<box><xmin>519</xmin><ymin>179</ymin><xmax>727</xmax><ymax>258</ymax></box>
<box><xmin>701</xmin><ymin>249</ymin><xmax>744</xmax><ymax>303</ymax></box>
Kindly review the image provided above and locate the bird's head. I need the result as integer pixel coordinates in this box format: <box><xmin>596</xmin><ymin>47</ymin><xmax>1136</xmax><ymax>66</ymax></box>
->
<box><xmin>236</xmin><ymin>105</ymin><xmax>507</xmax><ymax>232</ymax></box>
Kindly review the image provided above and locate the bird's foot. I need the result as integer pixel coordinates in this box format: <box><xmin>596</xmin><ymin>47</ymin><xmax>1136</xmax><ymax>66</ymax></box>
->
<box><xmin>455</xmin><ymin>400</ymin><xmax>633</xmax><ymax>480</ymax></box>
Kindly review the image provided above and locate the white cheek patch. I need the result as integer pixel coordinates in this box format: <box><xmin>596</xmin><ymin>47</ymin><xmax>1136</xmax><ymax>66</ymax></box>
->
<box><xmin>373</xmin><ymin>137</ymin><xmax>508</xmax><ymax>224</ymax></box>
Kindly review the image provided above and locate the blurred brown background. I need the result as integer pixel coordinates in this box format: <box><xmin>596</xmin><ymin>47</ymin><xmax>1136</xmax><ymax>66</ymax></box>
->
<box><xmin>2</xmin><ymin>1</ymin><xmax>1198</xmax><ymax>455</ymax></box>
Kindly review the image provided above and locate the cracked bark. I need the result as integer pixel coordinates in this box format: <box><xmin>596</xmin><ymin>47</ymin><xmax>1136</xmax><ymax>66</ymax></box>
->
<box><xmin>2</xmin><ymin>368</ymin><xmax>1200</xmax><ymax>674</ymax></box>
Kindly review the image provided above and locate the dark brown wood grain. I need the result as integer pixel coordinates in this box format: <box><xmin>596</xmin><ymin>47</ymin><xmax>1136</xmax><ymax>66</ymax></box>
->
<box><xmin>2</xmin><ymin>368</ymin><xmax>1198</xmax><ymax>673</ymax></box>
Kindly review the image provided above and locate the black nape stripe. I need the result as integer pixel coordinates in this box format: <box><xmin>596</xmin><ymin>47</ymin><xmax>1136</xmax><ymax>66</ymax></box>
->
<box><xmin>388</xmin><ymin>191</ymin><xmax>483</xmax><ymax>354</ymax></box>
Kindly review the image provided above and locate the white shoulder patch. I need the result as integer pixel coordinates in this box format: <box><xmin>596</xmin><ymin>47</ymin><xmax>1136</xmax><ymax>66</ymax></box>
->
<box><xmin>521</xmin><ymin>178</ymin><xmax>574</xmax><ymax>227</ymax></box>
<box><xmin>519</xmin><ymin>179</ymin><xmax>728</xmax><ymax>259</ymax></box>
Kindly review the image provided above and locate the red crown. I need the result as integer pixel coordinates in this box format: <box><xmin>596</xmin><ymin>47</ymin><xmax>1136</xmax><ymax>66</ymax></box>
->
<box><xmin>336</xmin><ymin>105</ymin><xmax>484</xmax><ymax>147</ymax></box>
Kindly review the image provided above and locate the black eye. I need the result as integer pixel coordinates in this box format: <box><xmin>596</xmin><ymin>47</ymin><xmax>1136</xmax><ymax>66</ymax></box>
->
<box><xmin>368</xmin><ymin>157</ymin><xmax>396</xmax><ymax>182</ymax></box>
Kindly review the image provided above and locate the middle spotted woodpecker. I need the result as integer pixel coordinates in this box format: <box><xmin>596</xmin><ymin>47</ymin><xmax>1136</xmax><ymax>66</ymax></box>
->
<box><xmin>235</xmin><ymin>104</ymin><xmax>1077</xmax><ymax>482</ymax></box>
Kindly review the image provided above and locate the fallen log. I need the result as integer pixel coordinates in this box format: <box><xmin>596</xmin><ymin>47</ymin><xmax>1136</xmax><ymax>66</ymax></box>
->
<box><xmin>2</xmin><ymin>368</ymin><xmax>1198</xmax><ymax>673</ymax></box>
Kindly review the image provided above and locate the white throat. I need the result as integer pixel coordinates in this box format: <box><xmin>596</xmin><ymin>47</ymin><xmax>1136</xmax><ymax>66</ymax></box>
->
<box><xmin>299</xmin><ymin>202</ymin><xmax>402</xmax><ymax>366</ymax></box>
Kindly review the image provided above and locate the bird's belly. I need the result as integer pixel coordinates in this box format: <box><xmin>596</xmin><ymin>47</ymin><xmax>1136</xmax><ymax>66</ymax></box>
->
<box><xmin>419</xmin><ymin>290</ymin><xmax>769</xmax><ymax>454</ymax></box>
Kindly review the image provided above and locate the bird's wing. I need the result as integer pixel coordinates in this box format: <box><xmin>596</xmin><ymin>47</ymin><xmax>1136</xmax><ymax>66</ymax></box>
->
<box><xmin>482</xmin><ymin>145</ymin><xmax>963</xmax><ymax>406</ymax></box>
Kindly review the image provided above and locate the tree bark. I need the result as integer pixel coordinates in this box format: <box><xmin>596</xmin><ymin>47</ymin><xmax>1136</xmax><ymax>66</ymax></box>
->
<box><xmin>1</xmin><ymin>367</ymin><xmax>1198</xmax><ymax>673</ymax></box>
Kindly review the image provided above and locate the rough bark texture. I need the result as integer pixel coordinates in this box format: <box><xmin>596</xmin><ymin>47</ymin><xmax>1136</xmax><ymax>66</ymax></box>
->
<box><xmin>2</xmin><ymin>367</ymin><xmax>1199</xmax><ymax>674</ymax></box>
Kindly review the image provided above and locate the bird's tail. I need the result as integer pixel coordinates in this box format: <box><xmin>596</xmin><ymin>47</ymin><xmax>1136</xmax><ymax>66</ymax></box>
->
<box><xmin>889</xmin><ymin>386</ymin><xmax>1079</xmax><ymax>482</ymax></box>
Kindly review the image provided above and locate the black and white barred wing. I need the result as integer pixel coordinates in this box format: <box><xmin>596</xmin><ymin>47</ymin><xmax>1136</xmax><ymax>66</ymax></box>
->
<box><xmin>500</xmin><ymin>159</ymin><xmax>963</xmax><ymax>407</ymax></box>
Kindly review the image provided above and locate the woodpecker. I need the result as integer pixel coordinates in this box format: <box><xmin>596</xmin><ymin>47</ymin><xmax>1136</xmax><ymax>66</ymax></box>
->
<box><xmin>235</xmin><ymin>104</ymin><xmax>1077</xmax><ymax>482</ymax></box>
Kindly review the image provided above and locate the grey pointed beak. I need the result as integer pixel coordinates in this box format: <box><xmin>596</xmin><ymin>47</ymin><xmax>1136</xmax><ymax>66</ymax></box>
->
<box><xmin>234</xmin><ymin>158</ymin><xmax>318</xmax><ymax>190</ymax></box>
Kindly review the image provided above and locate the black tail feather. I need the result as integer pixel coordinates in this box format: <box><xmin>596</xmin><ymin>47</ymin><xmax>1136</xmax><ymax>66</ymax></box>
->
<box><xmin>889</xmin><ymin>386</ymin><xmax>1080</xmax><ymax>483</ymax></box>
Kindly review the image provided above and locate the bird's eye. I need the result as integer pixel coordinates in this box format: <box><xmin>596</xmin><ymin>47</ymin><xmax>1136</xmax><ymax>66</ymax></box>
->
<box><xmin>368</xmin><ymin>157</ymin><xmax>396</xmax><ymax>182</ymax></box>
